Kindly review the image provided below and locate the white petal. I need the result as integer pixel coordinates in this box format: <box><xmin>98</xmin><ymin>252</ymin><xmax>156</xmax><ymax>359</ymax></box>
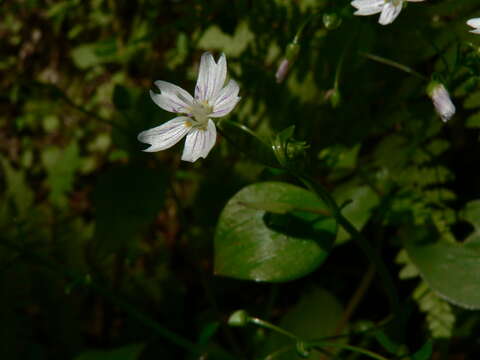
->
<box><xmin>195</xmin><ymin>52</ymin><xmax>227</xmax><ymax>102</ymax></box>
<box><xmin>379</xmin><ymin>2</ymin><xmax>403</xmax><ymax>25</ymax></box>
<box><xmin>470</xmin><ymin>29</ymin><xmax>480</xmax><ymax>35</ymax></box>
<box><xmin>181</xmin><ymin>120</ymin><xmax>217</xmax><ymax>162</ymax></box>
<box><xmin>150</xmin><ymin>81</ymin><xmax>193</xmax><ymax>114</ymax></box>
<box><xmin>211</xmin><ymin>79</ymin><xmax>240</xmax><ymax>118</ymax></box>
<box><xmin>351</xmin><ymin>0</ymin><xmax>384</xmax><ymax>15</ymax></box>
<box><xmin>467</xmin><ymin>18</ymin><xmax>480</xmax><ymax>29</ymax></box>
<box><xmin>138</xmin><ymin>116</ymin><xmax>191</xmax><ymax>152</ymax></box>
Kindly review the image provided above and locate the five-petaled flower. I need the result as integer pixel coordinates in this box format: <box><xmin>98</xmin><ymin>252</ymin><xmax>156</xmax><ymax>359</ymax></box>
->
<box><xmin>351</xmin><ymin>0</ymin><xmax>425</xmax><ymax>26</ymax></box>
<box><xmin>467</xmin><ymin>18</ymin><xmax>480</xmax><ymax>34</ymax></box>
<box><xmin>138</xmin><ymin>52</ymin><xmax>240</xmax><ymax>162</ymax></box>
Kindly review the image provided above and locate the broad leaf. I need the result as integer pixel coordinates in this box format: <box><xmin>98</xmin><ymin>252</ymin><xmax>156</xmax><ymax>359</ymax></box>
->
<box><xmin>260</xmin><ymin>287</ymin><xmax>344</xmax><ymax>360</ymax></box>
<box><xmin>214</xmin><ymin>182</ymin><xmax>336</xmax><ymax>282</ymax></box>
<box><xmin>405</xmin><ymin>229</ymin><xmax>480</xmax><ymax>309</ymax></box>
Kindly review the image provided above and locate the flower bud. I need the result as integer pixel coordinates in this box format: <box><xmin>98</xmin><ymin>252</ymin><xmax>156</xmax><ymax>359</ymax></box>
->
<box><xmin>275</xmin><ymin>59</ymin><xmax>290</xmax><ymax>83</ymax></box>
<box><xmin>324</xmin><ymin>88</ymin><xmax>342</xmax><ymax>108</ymax></box>
<box><xmin>427</xmin><ymin>82</ymin><xmax>455</xmax><ymax>122</ymax></box>
<box><xmin>228</xmin><ymin>310</ymin><xmax>250</xmax><ymax>327</ymax></box>
<box><xmin>323</xmin><ymin>13</ymin><xmax>342</xmax><ymax>30</ymax></box>
<box><xmin>276</xmin><ymin>42</ymin><xmax>300</xmax><ymax>83</ymax></box>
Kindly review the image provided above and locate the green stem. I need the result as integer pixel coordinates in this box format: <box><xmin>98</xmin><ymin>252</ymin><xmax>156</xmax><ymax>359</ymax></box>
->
<box><xmin>334</xmin><ymin>263</ymin><xmax>376</xmax><ymax>336</ymax></box>
<box><xmin>249</xmin><ymin>317</ymin><xmax>298</xmax><ymax>341</ymax></box>
<box><xmin>295</xmin><ymin>173</ymin><xmax>400</xmax><ymax>313</ymax></box>
<box><xmin>360</xmin><ymin>52</ymin><xmax>427</xmax><ymax>81</ymax></box>
<box><xmin>309</xmin><ymin>342</ymin><xmax>390</xmax><ymax>360</ymax></box>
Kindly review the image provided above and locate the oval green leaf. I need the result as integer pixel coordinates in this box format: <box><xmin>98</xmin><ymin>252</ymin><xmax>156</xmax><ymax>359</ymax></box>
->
<box><xmin>214</xmin><ymin>182</ymin><xmax>337</xmax><ymax>282</ymax></box>
<box><xmin>406</xmin><ymin>234</ymin><xmax>480</xmax><ymax>310</ymax></box>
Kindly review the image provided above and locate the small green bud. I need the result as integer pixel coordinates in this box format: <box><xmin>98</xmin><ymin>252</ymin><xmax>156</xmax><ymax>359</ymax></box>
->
<box><xmin>330</xmin><ymin>88</ymin><xmax>342</xmax><ymax>108</ymax></box>
<box><xmin>323</xmin><ymin>13</ymin><xmax>342</xmax><ymax>30</ymax></box>
<box><xmin>228</xmin><ymin>310</ymin><xmax>250</xmax><ymax>327</ymax></box>
<box><xmin>353</xmin><ymin>320</ymin><xmax>375</xmax><ymax>333</ymax></box>
<box><xmin>295</xmin><ymin>341</ymin><xmax>311</xmax><ymax>358</ymax></box>
<box><xmin>286</xmin><ymin>42</ymin><xmax>300</xmax><ymax>62</ymax></box>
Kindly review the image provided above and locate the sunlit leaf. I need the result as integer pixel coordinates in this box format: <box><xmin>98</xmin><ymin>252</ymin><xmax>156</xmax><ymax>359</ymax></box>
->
<box><xmin>214</xmin><ymin>182</ymin><xmax>336</xmax><ymax>282</ymax></box>
<box><xmin>334</xmin><ymin>184</ymin><xmax>380</xmax><ymax>244</ymax></box>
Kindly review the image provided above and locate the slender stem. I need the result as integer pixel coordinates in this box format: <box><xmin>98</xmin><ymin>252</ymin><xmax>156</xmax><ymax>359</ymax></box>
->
<box><xmin>334</xmin><ymin>263</ymin><xmax>376</xmax><ymax>336</ymax></box>
<box><xmin>309</xmin><ymin>342</ymin><xmax>390</xmax><ymax>360</ymax></box>
<box><xmin>264</xmin><ymin>345</ymin><xmax>295</xmax><ymax>360</ymax></box>
<box><xmin>334</xmin><ymin>28</ymin><xmax>357</xmax><ymax>91</ymax></box>
<box><xmin>249</xmin><ymin>317</ymin><xmax>298</xmax><ymax>341</ymax></box>
<box><xmin>296</xmin><ymin>174</ymin><xmax>400</xmax><ymax>313</ymax></box>
<box><xmin>360</xmin><ymin>52</ymin><xmax>427</xmax><ymax>81</ymax></box>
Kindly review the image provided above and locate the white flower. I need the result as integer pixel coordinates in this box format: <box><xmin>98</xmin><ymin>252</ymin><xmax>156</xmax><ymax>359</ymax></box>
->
<box><xmin>428</xmin><ymin>83</ymin><xmax>455</xmax><ymax>122</ymax></box>
<box><xmin>351</xmin><ymin>0</ymin><xmax>425</xmax><ymax>26</ymax></box>
<box><xmin>275</xmin><ymin>59</ymin><xmax>290</xmax><ymax>83</ymax></box>
<box><xmin>467</xmin><ymin>18</ymin><xmax>480</xmax><ymax>34</ymax></box>
<box><xmin>138</xmin><ymin>52</ymin><xmax>240</xmax><ymax>162</ymax></box>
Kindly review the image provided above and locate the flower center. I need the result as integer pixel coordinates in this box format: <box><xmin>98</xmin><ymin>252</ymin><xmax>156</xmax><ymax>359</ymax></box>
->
<box><xmin>190</xmin><ymin>100</ymin><xmax>212</xmax><ymax>125</ymax></box>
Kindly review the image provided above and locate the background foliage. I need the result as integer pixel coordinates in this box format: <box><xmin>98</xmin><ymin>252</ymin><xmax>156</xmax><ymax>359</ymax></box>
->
<box><xmin>2</xmin><ymin>0</ymin><xmax>480</xmax><ymax>359</ymax></box>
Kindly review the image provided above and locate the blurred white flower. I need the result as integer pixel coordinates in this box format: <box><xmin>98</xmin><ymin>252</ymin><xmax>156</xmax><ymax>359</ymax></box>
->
<box><xmin>428</xmin><ymin>83</ymin><xmax>455</xmax><ymax>122</ymax></box>
<box><xmin>275</xmin><ymin>59</ymin><xmax>290</xmax><ymax>83</ymax></box>
<box><xmin>467</xmin><ymin>18</ymin><xmax>480</xmax><ymax>34</ymax></box>
<box><xmin>351</xmin><ymin>0</ymin><xmax>425</xmax><ymax>26</ymax></box>
<box><xmin>138</xmin><ymin>52</ymin><xmax>240</xmax><ymax>162</ymax></box>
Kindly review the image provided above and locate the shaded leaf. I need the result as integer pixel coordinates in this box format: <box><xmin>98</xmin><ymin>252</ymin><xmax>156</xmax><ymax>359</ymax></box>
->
<box><xmin>93</xmin><ymin>164</ymin><xmax>167</xmax><ymax>255</ymax></box>
<box><xmin>405</xmin><ymin>232</ymin><xmax>480</xmax><ymax>309</ymax></box>
<box><xmin>74</xmin><ymin>344</ymin><xmax>144</xmax><ymax>360</ymax></box>
<box><xmin>260</xmin><ymin>287</ymin><xmax>344</xmax><ymax>360</ymax></box>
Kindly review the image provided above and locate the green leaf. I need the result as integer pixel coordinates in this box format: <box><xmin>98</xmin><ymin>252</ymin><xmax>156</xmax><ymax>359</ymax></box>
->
<box><xmin>41</xmin><ymin>142</ymin><xmax>81</xmax><ymax>207</ymax></box>
<box><xmin>0</xmin><ymin>157</ymin><xmax>34</xmax><ymax>218</ymax></box>
<box><xmin>460</xmin><ymin>200</ymin><xmax>480</xmax><ymax>246</ymax></box>
<box><xmin>214</xmin><ymin>182</ymin><xmax>336</xmax><ymax>282</ymax></box>
<box><xmin>218</xmin><ymin>120</ymin><xmax>280</xmax><ymax>168</ymax></box>
<box><xmin>197</xmin><ymin>21</ymin><xmax>254</xmax><ymax>57</ymax></box>
<box><xmin>74</xmin><ymin>344</ymin><xmax>144</xmax><ymax>360</ymax></box>
<box><xmin>412</xmin><ymin>340</ymin><xmax>433</xmax><ymax>360</ymax></box>
<box><xmin>93</xmin><ymin>164</ymin><xmax>167</xmax><ymax>255</ymax></box>
<box><xmin>405</xmin><ymin>231</ymin><xmax>480</xmax><ymax>309</ymax></box>
<box><xmin>71</xmin><ymin>40</ymin><xmax>117</xmax><ymax>69</ymax></box>
<box><xmin>333</xmin><ymin>184</ymin><xmax>380</xmax><ymax>244</ymax></box>
<box><xmin>260</xmin><ymin>287</ymin><xmax>344</xmax><ymax>360</ymax></box>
